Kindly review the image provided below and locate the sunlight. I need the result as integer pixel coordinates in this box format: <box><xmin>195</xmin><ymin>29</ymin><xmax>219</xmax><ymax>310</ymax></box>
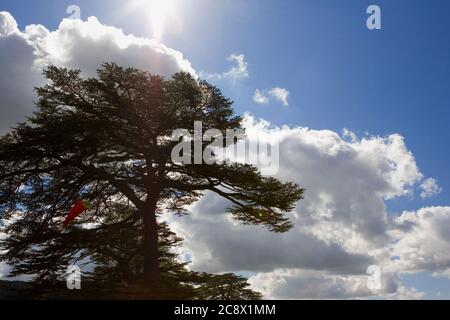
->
<box><xmin>121</xmin><ymin>0</ymin><xmax>179</xmax><ymax>40</ymax></box>
<box><xmin>147</xmin><ymin>0</ymin><xmax>175</xmax><ymax>39</ymax></box>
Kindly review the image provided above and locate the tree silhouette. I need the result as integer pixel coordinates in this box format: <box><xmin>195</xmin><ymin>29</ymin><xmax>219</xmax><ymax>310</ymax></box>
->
<box><xmin>0</xmin><ymin>63</ymin><xmax>303</xmax><ymax>287</ymax></box>
<box><xmin>0</xmin><ymin>203</ymin><xmax>261</xmax><ymax>299</ymax></box>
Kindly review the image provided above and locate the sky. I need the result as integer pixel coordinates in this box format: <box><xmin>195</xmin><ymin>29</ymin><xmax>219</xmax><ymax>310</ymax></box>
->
<box><xmin>0</xmin><ymin>0</ymin><xmax>449</xmax><ymax>299</ymax></box>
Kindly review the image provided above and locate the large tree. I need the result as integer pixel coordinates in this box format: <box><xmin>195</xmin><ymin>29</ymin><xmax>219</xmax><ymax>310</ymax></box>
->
<box><xmin>0</xmin><ymin>63</ymin><xmax>303</xmax><ymax>284</ymax></box>
<box><xmin>0</xmin><ymin>204</ymin><xmax>261</xmax><ymax>299</ymax></box>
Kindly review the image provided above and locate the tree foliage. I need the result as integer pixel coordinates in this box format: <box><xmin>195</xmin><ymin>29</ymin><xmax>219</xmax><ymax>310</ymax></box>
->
<box><xmin>0</xmin><ymin>63</ymin><xmax>303</xmax><ymax>296</ymax></box>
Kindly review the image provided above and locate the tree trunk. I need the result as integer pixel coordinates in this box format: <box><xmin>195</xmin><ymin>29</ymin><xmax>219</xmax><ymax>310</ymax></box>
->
<box><xmin>142</xmin><ymin>198</ymin><xmax>160</xmax><ymax>283</ymax></box>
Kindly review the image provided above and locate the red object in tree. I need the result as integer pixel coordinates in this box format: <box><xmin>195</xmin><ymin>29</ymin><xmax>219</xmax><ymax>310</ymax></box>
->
<box><xmin>63</xmin><ymin>199</ymin><xmax>92</xmax><ymax>228</ymax></box>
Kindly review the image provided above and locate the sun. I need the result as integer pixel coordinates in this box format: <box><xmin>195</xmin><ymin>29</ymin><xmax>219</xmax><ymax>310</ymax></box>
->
<box><xmin>147</xmin><ymin>0</ymin><xmax>174</xmax><ymax>39</ymax></box>
<box><xmin>121</xmin><ymin>0</ymin><xmax>178</xmax><ymax>40</ymax></box>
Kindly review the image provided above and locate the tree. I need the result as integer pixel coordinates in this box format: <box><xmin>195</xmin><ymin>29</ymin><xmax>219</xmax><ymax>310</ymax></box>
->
<box><xmin>0</xmin><ymin>63</ymin><xmax>303</xmax><ymax>285</ymax></box>
<box><xmin>193</xmin><ymin>273</ymin><xmax>262</xmax><ymax>300</ymax></box>
<box><xmin>1</xmin><ymin>204</ymin><xmax>261</xmax><ymax>299</ymax></box>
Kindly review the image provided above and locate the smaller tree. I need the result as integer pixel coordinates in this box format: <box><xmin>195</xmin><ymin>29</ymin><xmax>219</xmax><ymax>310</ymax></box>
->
<box><xmin>193</xmin><ymin>273</ymin><xmax>262</xmax><ymax>300</ymax></box>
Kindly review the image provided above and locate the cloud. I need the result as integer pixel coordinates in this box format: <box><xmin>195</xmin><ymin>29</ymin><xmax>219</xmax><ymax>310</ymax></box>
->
<box><xmin>37</xmin><ymin>16</ymin><xmax>196</xmax><ymax>78</ymax></box>
<box><xmin>225</xmin><ymin>53</ymin><xmax>248</xmax><ymax>81</ymax></box>
<box><xmin>253</xmin><ymin>87</ymin><xmax>290</xmax><ymax>106</ymax></box>
<box><xmin>0</xmin><ymin>262</ymin><xmax>8</xmax><ymax>280</ymax></box>
<box><xmin>269</xmin><ymin>87</ymin><xmax>289</xmax><ymax>106</ymax></box>
<box><xmin>1</xmin><ymin>11</ymin><xmax>448</xmax><ymax>299</ymax></box>
<box><xmin>390</xmin><ymin>207</ymin><xmax>450</xmax><ymax>276</ymax></box>
<box><xmin>166</xmin><ymin>115</ymin><xmax>441</xmax><ymax>298</ymax></box>
<box><xmin>419</xmin><ymin>178</ymin><xmax>442</xmax><ymax>199</ymax></box>
<box><xmin>0</xmin><ymin>12</ymin><xmax>44</xmax><ymax>134</ymax></box>
<box><xmin>200</xmin><ymin>53</ymin><xmax>248</xmax><ymax>82</ymax></box>
<box><xmin>0</xmin><ymin>12</ymin><xmax>196</xmax><ymax>134</ymax></box>
<box><xmin>0</xmin><ymin>222</ymin><xmax>11</xmax><ymax>279</ymax></box>
<box><xmin>248</xmin><ymin>269</ymin><xmax>424</xmax><ymax>300</ymax></box>
<box><xmin>253</xmin><ymin>89</ymin><xmax>269</xmax><ymax>104</ymax></box>
<box><xmin>0</xmin><ymin>11</ymin><xmax>18</xmax><ymax>35</ymax></box>
<box><xmin>170</xmin><ymin>192</ymin><xmax>372</xmax><ymax>275</ymax></box>
<box><xmin>433</xmin><ymin>269</ymin><xmax>450</xmax><ymax>279</ymax></box>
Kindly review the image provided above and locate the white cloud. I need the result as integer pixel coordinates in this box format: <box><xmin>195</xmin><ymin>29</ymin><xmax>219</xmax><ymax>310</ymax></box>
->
<box><xmin>253</xmin><ymin>87</ymin><xmax>290</xmax><ymax>106</ymax></box>
<box><xmin>200</xmin><ymin>53</ymin><xmax>248</xmax><ymax>82</ymax></box>
<box><xmin>342</xmin><ymin>128</ymin><xmax>358</xmax><ymax>143</ymax></box>
<box><xmin>253</xmin><ymin>89</ymin><xmax>269</xmax><ymax>104</ymax></box>
<box><xmin>0</xmin><ymin>11</ymin><xmax>18</xmax><ymax>36</ymax></box>
<box><xmin>166</xmin><ymin>116</ymin><xmax>440</xmax><ymax>299</ymax></box>
<box><xmin>170</xmin><ymin>191</ymin><xmax>372</xmax><ymax>275</ymax></box>
<box><xmin>225</xmin><ymin>53</ymin><xmax>248</xmax><ymax>81</ymax></box>
<box><xmin>0</xmin><ymin>12</ymin><xmax>196</xmax><ymax>134</ymax></box>
<box><xmin>390</xmin><ymin>207</ymin><xmax>450</xmax><ymax>276</ymax></box>
<box><xmin>249</xmin><ymin>269</ymin><xmax>372</xmax><ymax>300</ymax></box>
<box><xmin>433</xmin><ymin>269</ymin><xmax>450</xmax><ymax>279</ymax></box>
<box><xmin>1</xmin><ymin>11</ymin><xmax>448</xmax><ymax>299</ymax></box>
<box><xmin>0</xmin><ymin>12</ymin><xmax>44</xmax><ymax>134</ymax></box>
<box><xmin>0</xmin><ymin>264</ymin><xmax>7</xmax><ymax>280</ymax></box>
<box><xmin>0</xmin><ymin>222</ymin><xmax>11</xmax><ymax>279</ymax></box>
<box><xmin>38</xmin><ymin>16</ymin><xmax>196</xmax><ymax>78</ymax></box>
<box><xmin>248</xmin><ymin>269</ymin><xmax>424</xmax><ymax>300</ymax></box>
<box><xmin>269</xmin><ymin>87</ymin><xmax>289</xmax><ymax>106</ymax></box>
<box><xmin>420</xmin><ymin>178</ymin><xmax>442</xmax><ymax>199</ymax></box>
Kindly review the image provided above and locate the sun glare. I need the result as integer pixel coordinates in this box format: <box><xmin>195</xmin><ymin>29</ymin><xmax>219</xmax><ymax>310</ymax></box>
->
<box><xmin>147</xmin><ymin>0</ymin><xmax>175</xmax><ymax>39</ymax></box>
<box><xmin>123</xmin><ymin>0</ymin><xmax>178</xmax><ymax>40</ymax></box>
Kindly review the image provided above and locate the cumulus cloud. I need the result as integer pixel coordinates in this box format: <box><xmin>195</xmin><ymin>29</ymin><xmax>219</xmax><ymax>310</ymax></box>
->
<box><xmin>248</xmin><ymin>269</ymin><xmax>424</xmax><ymax>300</ymax></box>
<box><xmin>37</xmin><ymin>16</ymin><xmax>196</xmax><ymax>78</ymax></box>
<box><xmin>166</xmin><ymin>115</ymin><xmax>440</xmax><ymax>298</ymax></box>
<box><xmin>253</xmin><ymin>89</ymin><xmax>269</xmax><ymax>104</ymax></box>
<box><xmin>0</xmin><ymin>11</ymin><xmax>18</xmax><ymax>35</ymax></box>
<box><xmin>0</xmin><ymin>12</ymin><xmax>44</xmax><ymax>134</ymax></box>
<box><xmin>433</xmin><ymin>269</ymin><xmax>450</xmax><ymax>279</ymax></box>
<box><xmin>269</xmin><ymin>87</ymin><xmax>289</xmax><ymax>106</ymax></box>
<box><xmin>253</xmin><ymin>87</ymin><xmax>290</xmax><ymax>106</ymax></box>
<box><xmin>170</xmin><ymin>192</ymin><xmax>372</xmax><ymax>275</ymax></box>
<box><xmin>0</xmin><ymin>12</ymin><xmax>196</xmax><ymax>134</ymax></box>
<box><xmin>225</xmin><ymin>53</ymin><xmax>248</xmax><ymax>80</ymax></box>
<box><xmin>1</xmin><ymin>11</ymin><xmax>448</xmax><ymax>299</ymax></box>
<box><xmin>200</xmin><ymin>53</ymin><xmax>248</xmax><ymax>82</ymax></box>
<box><xmin>390</xmin><ymin>207</ymin><xmax>450</xmax><ymax>277</ymax></box>
<box><xmin>419</xmin><ymin>178</ymin><xmax>442</xmax><ymax>199</ymax></box>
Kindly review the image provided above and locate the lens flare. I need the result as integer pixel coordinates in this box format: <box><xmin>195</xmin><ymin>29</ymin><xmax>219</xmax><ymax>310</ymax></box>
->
<box><xmin>148</xmin><ymin>0</ymin><xmax>174</xmax><ymax>39</ymax></box>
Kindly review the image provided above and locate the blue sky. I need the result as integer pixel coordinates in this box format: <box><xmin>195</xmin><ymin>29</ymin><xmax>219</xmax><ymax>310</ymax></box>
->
<box><xmin>4</xmin><ymin>0</ymin><xmax>448</xmax><ymax>209</ymax></box>
<box><xmin>1</xmin><ymin>0</ymin><xmax>450</xmax><ymax>299</ymax></box>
